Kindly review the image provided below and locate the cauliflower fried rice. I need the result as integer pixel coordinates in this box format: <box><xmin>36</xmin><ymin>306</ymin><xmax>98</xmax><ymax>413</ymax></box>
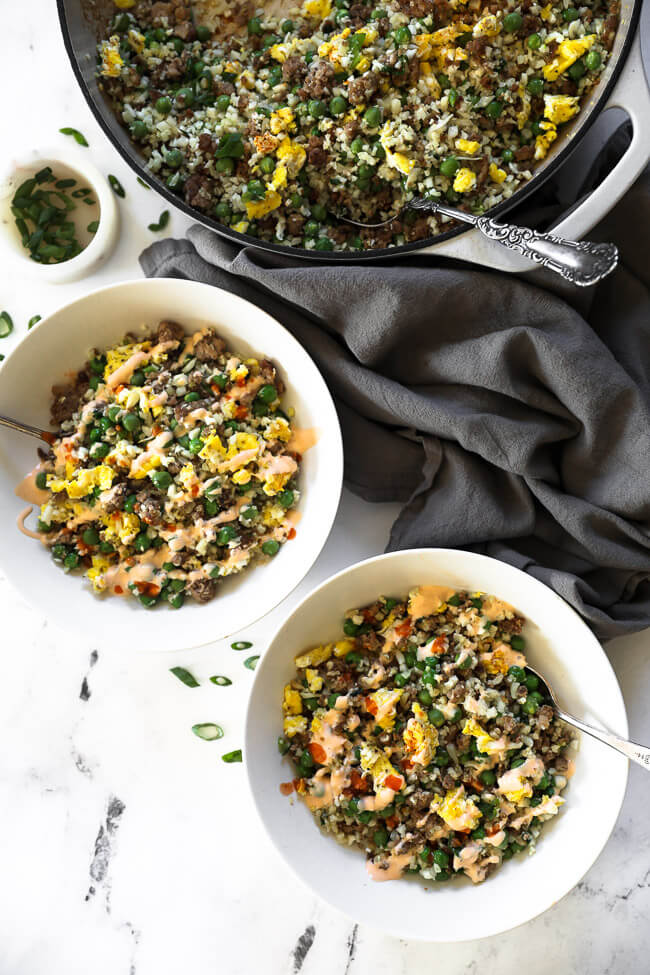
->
<box><xmin>280</xmin><ymin>585</ymin><xmax>575</xmax><ymax>884</ymax></box>
<box><xmin>25</xmin><ymin>320</ymin><xmax>302</xmax><ymax>608</ymax></box>
<box><xmin>98</xmin><ymin>0</ymin><xmax>618</xmax><ymax>250</ymax></box>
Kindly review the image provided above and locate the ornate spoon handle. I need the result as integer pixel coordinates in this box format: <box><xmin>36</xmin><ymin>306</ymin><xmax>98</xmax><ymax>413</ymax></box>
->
<box><xmin>0</xmin><ymin>413</ymin><xmax>55</xmax><ymax>444</ymax></box>
<box><xmin>555</xmin><ymin>708</ymin><xmax>650</xmax><ymax>771</ymax></box>
<box><xmin>410</xmin><ymin>198</ymin><xmax>618</xmax><ymax>287</ymax></box>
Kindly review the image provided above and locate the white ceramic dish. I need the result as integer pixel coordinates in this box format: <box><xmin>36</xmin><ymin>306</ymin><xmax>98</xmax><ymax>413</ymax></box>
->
<box><xmin>0</xmin><ymin>144</ymin><xmax>119</xmax><ymax>283</ymax></box>
<box><xmin>245</xmin><ymin>548</ymin><xmax>629</xmax><ymax>942</ymax></box>
<box><xmin>0</xmin><ymin>278</ymin><xmax>343</xmax><ymax>651</ymax></box>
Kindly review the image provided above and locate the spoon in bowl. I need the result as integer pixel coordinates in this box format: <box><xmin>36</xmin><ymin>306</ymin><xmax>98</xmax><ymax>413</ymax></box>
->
<box><xmin>526</xmin><ymin>664</ymin><xmax>650</xmax><ymax>771</ymax></box>
<box><xmin>0</xmin><ymin>413</ymin><xmax>55</xmax><ymax>445</ymax></box>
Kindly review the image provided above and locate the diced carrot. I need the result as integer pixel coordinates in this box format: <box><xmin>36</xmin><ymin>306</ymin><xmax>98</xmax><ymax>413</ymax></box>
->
<box><xmin>350</xmin><ymin>770</ymin><xmax>370</xmax><ymax>794</ymax></box>
<box><xmin>235</xmin><ymin>405</ymin><xmax>248</xmax><ymax>420</ymax></box>
<box><xmin>279</xmin><ymin>781</ymin><xmax>294</xmax><ymax>796</ymax></box>
<box><xmin>308</xmin><ymin>742</ymin><xmax>327</xmax><ymax>765</ymax></box>
<box><xmin>395</xmin><ymin>619</ymin><xmax>412</xmax><ymax>638</ymax></box>
<box><xmin>236</xmin><ymin>375</ymin><xmax>247</xmax><ymax>387</ymax></box>
<box><xmin>431</xmin><ymin>636</ymin><xmax>447</xmax><ymax>655</ymax></box>
<box><xmin>288</xmin><ymin>527</ymin><xmax>297</xmax><ymax>540</ymax></box>
<box><xmin>385</xmin><ymin>815</ymin><xmax>399</xmax><ymax>829</ymax></box>
<box><xmin>152</xmin><ymin>424</ymin><xmax>162</xmax><ymax>436</ymax></box>
<box><xmin>468</xmin><ymin>778</ymin><xmax>484</xmax><ymax>792</ymax></box>
<box><xmin>485</xmin><ymin>823</ymin><xmax>501</xmax><ymax>836</ymax></box>
<box><xmin>134</xmin><ymin>581</ymin><xmax>161</xmax><ymax>597</ymax></box>
<box><xmin>365</xmin><ymin>696</ymin><xmax>379</xmax><ymax>716</ymax></box>
<box><xmin>191</xmin><ymin>484</ymin><xmax>199</xmax><ymax>497</ymax></box>
<box><xmin>293</xmin><ymin>777</ymin><xmax>306</xmax><ymax>794</ymax></box>
<box><xmin>114</xmin><ymin>585</ymin><xmax>123</xmax><ymax>595</ymax></box>
<box><xmin>385</xmin><ymin>773</ymin><xmax>404</xmax><ymax>792</ymax></box>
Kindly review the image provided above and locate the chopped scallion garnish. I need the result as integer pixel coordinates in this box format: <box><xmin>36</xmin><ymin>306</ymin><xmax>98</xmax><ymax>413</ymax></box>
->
<box><xmin>192</xmin><ymin>723</ymin><xmax>224</xmax><ymax>741</ymax></box>
<box><xmin>222</xmin><ymin>749</ymin><xmax>243</xmax><ymax>763</ymax></box>
<box><xmin>169</xmin><ymin>665</ymin><xmax>199</xmax><ymax>687</ymax></box>
<box><xmin>209</xmin><ymin>675</ymin><xmax>233</xmax><ymax>686</ymax></box>
<box><xmin>231</xmin><ymin>640</ymin><xmax>252</xmax><ymax>650</ymax></box>
<box><xmin>59</xmin><ymin>127</ymin><xmax>89</xmax><ymax>147</ymax></box>
<box><xmin>0</xmin><ymin>312</ymin><xmax>14</xmax><ymax>338</ymax></box>
<box><xmin>244</xmin><ymin>655</ymin><xmax>260</xmax><ymax>670</ymax></box>
<box><xmin>108</xmin><ymin>174</ymin><xmax>126</xmax><ymax>198</ymax></box>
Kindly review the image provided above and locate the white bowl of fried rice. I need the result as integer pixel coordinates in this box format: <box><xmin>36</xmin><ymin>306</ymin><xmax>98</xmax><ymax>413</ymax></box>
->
<box><xmin>0</xmin><ymin>278</ymin><xmax>342</xmax><ymax>651</ymax></box>
<box><xmin>245</xmin><ymin>548</ymin><xmax>628</xmax><ymax>941</ymax></box>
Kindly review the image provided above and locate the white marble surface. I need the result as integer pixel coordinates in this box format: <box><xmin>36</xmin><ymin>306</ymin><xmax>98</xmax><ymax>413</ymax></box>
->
<box><xmin>1</xmin><ymin>3</ymin><xmax>650</xmax><ymax>973</ymax></box>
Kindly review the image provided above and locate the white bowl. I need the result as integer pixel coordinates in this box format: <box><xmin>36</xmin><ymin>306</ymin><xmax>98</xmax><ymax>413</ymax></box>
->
<box><xmin>245</xmin><ymin>548</ymin><xmax>629</xmax><ymax>942</ymax></box>
<box><xmin>0</xmin><ymin>144</ymin><xmax>119</xmax><ymax>283</ymax></box>
<box><xmin>0</xmin><ymin>278</ymin><xmax>343</xmax><ymax>651</ymax></box>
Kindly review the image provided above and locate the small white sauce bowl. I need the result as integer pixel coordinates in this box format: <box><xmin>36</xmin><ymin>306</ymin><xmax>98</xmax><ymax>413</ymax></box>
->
<box><xmin>0</xmin><ymin>144</ymin><xmax>119</xmax><ymax>283</ymax></box>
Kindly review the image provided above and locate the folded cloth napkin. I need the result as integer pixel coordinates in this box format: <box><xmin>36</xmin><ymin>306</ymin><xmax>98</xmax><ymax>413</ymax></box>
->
<box><xmin>141</xmin><ymin>125</ymin><xmax>650</xmax><ymax>640</ymax></box>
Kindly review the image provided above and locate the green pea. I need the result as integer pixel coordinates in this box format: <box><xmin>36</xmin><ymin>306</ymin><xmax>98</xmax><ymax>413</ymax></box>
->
<box><xmin>428</xmin><ymin>707</ymin><xmax>445</xmax><ymax>727</ymax></box>
<box><xmin>371</xmin><ymin>7</ymin><xmax>387</xmax><ymax>18</ymax></box>
<box><xmin>479</xmin><ymin>769</ymin><xmax>497</xmax><ymax>786</ymax></box>
<box><xmin>350</xmin><ymin>136</ymin><xmax>364</xmax><ymax>155</ymax></box>
<box><xmin>563</xmin><ymin>6</ymin><xmax>579</xmax><ymax>20</ymax></box>
<box><xmin>150</xmin><ymin>470</ymin><xmax>172</xmax><ymax>491</ymax></box>
<box><xmin>196</xmin><ymin>24</ymin><xmax>211</xmax><ymax>41</ymax></box>
<box><xmin>134</xmin><ymin>532</ymin><xmax>151</xmax><ymax>553</ymax></box>
<box><xmin>508</xmin><ymin>665</ymin><xmax>526</xmax><ymax>682</ymax></box>
<box><xmin>243</xmin><ymin>179</ymin><xmax>266</xmax><ymax>202</ymax></box>
<box><xmin>432</xmin><ymin>849</ymin><xmax>450</xmax><ymax>869</ymax></box>
<box><xmin>343</xmin><ymin>619</ymin><xmax>359</xmax><ymax>636</ymax></box>
<box><xmin>90</xmin><ymin>442</ymin><xmax>110</xmax><ymax>459</ymax></box>
<box><xmin>155</xmin><ymin>96</ymin><xmax>172</xmax><ymax>115</ymax></box>
<box><xmin>364</xmin><ymin>105</ymin><xmax>381</xmax><ymax>127</ymax></box>
<box><xmin>527</xmin><ymin>32</ymin><xmax>542</xmax><ymax>49</ymax></box>
<box><xmin>240</xmin><ymin>505</ymin><xmax>259</xmax><ymax>522</ymax></box>
<box><xmin>256</xmin><ymin>384</ymin><xmax>277</xmax><ymax>404</ymax></box>
<box><xmin>330</xmin><ymin>95</ymin><xmax>347</xmax><ymax>115</ymax></box>
<box><xmin>503</xmin><ymin>11</ymin><xmax>523</xmax><ymax>31</ymax></box>
<box><xmin>259</xmin><ymin>156</ymin><xmax>275</xmax><ymax>175</ymax></box>
<box><xmin>394</xmin><ymin>673</ymin><xmax>408</xmax><ymax>688</ymax></box>
<box><xmin>99</xmin><ymin>541</ymin><xmax>114</xmax><ymax>554</ymax></box>
<box><xmin>215</xmin><ymin>158</ymin><xmax>235</xmax><ymax>175</ymax></box>
<box><xmin>204</xmin><ymin>499</ymin><xmax>218</xmax><ymax>517</ymax></box>
<box><xmin>262</xmin><ymin>538</ymin><xmax>280</xmax><ymax>557</ymax></box>
<box><xmin>82</xmin><ymin>527</ymin><xmax>100</xmax><ymax>546</ymax></box>
<box><xmin>450</xmin><ymin>707</ymin><xmax>463</xmax><ymax>722</ymax></box>
<box><xmin>486</xmin><ymin>100</ymin><xmax>503</xmax><ymax>119</ymax></box>
<box><xmin>247</xmin><ymin>16</ymin><xmax>263</xmax><ymax>33</ymax></box>
<box><xmin>184</xmin><ymin>391</ymin><xmax>200</xmax><ymax>402</ymax></box>
<box><xmin>502</xmin><ymin>148</ymin><xmax>514</xmax><ymax>162</ymax></box>
<box><xmin>510</xmin><ymin>635</ymin><xmax>526</xmax><ymax>651</ymax></box>
<box><xmin>311</xmin><ymin>202</ymin><xmax>327</xmax><ymax>221</ymax></box>
<box><xmin>217</xmin><ymin>524</ymin><xmax>237</xmax><ymax>545</ymax></box>
<box><xmin>440</xmin><ymin>155</ymin><xmax>459</xmax><ymax>177</ymax></box>
<box><xmin>434</xmin><ymin>748</ymin><xmax>450</xmax><ymax>767</ymax></box>
<box><xmin>63</xmin><ymin>551</ymin><xmax>80</xmax><ymax>570</ymax></box>
<box><xmin>526</xmin><ymin>78</ymin><xmax>544</xmax><ymax>98</ymax></box>
<box><xmin>131</xmin><ymin>120</ymin><xmax>148</xmax><ymax>140</ymax></box>
<box><xmin>122</xmin><ymin>412</ymin><xmax>140</xmax><ymax>432</ymax></box>
<box><xmin>417</xmin><ymin>688</ymin><xmax>433</xmax><ymax>707</ymax></box>
<box><xmin>345</xmin><ymin>650</ymin><xmax>363</xmax><ymax>667</ymax></box>
<box><xmin>522</xmin><ymin>698</ymin><xmax>538</xmax><ymax>715</ymax></box>
<box><xmin>273</xmin><ymin>489</ymin><xmax>293</xmax><ymax>510</ymax></box>
<box><xmin>568</xmin><ymin>58</ymin><xmax>586</xmax><ymax>80</ymax></box>
<box><xmin>51</xmin><ymin>544</ymin><xmax>67</xmax><ymax>561</ymax></box>
<box><xmin>394</xmin><ymin>25</ymin><xmax>411</xmax><ymax>44</ymax></box>
<box><xmin>373</xmin><ymin>827</ymin><xmax>389</xmax><ymax>847</ymax></box>
<box><xmin>215</xmin><ymin>94</ymin><xmax>231</xmax><ymax>114</ymax></box>
<box><xmin>314</xmin><ymin>237</ymin><xmax>334</xmax><ymax>251</ymax></box>
<box><xmin>107</xmin><ymin>404</ymin><xmax>121</xmax><ymax>423</ymax></box>
<box><xmin>585</xmin><ymin>50</ymin><xmax>602</xmax><ymax>70</ymax></box>
<box><xmin>308</xmin><ymin>99</ymin><xmax>327</xmax><ymax>118</ymax></box>
<box><xmin>124</xmin><ymin>494</ymin><xmax>137</xmax><ymax>513</ymax></box>
<box><xmin>131</xmin><ymin>370</ymin><xmax>145</xmax><ymax>387</ymax></box>
<box><xmin>524</xmin><ymin>672</ymin><xmax>539</xmax><ymax>692</ymax></box>
<box><xmin>35</xmin><ymin>471</ymin><xmax>48</xmax><ymax>490</ymax></box>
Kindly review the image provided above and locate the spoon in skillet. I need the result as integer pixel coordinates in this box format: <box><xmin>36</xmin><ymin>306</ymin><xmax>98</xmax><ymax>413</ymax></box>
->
<box><xmin>526</xmin><ymin>663</ymin><xmax>650</xmax><ymax>771</ymax></box>
<box><xmin>0</xmin><ymin>413</ymin><xmax>55</xmax><ymax>445</ymax></box>
<box><xmin>337</xmin><ymin>198</ymin><xmax>618</xmax><ymax>288</ymax></box>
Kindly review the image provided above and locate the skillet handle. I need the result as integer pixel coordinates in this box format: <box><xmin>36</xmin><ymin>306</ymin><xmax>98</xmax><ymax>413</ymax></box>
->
<box><xmin>550</xmin><ymin>28</ymin><xmax>650</xmax><ymax>241</ymax></box>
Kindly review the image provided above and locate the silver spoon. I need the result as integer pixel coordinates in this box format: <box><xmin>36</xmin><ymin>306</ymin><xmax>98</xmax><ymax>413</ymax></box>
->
<box><xmin>338</xmin><ymin>198</ymin><xmax>618</xmax><ymax>288</ymax></box>
<box><xmin>526</xmin><ymin>664</ymin><xmax>650</xmax><ymax>771</ymax></box>
<box><xmin>0</xmin><ymin>413</ymin><xmax>56</xmax><ymax>445</ymax></box>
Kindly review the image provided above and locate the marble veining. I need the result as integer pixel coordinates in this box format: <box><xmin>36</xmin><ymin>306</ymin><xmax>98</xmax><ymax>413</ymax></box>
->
<box><xmin>1</xmin><ymin>2</ymin><xmax>649</xmax><ymax>974</ymax></box>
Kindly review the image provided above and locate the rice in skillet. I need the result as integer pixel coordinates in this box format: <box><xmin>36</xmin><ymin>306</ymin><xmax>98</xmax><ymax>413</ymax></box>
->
<box><xmin>97</xmin><ymin>0</ymin><xmax>618</xmax><ymax>251</ymax></box>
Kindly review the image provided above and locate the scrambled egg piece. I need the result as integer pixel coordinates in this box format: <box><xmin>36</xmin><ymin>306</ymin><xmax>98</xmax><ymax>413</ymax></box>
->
<box><xmin>380</xmin><ymin>122</ymin><xmax>415</xmax><ymax>176</ymax></box>
<box><xmin>131</xmin><ymin>453</ymin><xmax>162</xmax><ymax>479</ymax></box>
<box><xmin>86</xmin><ymin>555</ymin><xmax>113</xmax><ymax>593</ymax></box>
<box><xmin>99</xmin><ymin>36</ymin><xmax>124</xmax><ymax>77</ymax></box>
<box><xmin>114</xmin><ymin>0</ymin><xmax>135</xmax><ymax>7</ymax></box>
<box><xmin>456</xmin><ymin>138</ymin><xmax>480</xmax><ymax>154</ymax></box>
<box><xmin>544</xmin><ymin>93</ymin><xmax>580</xmax><ymax>125</ymax></box>
<box><xmin>283</xmin><ymin>685</ymin><xmax>302</xmax><ymax>715</ymax></box>
<box><xmin>48</xmin><ymin>465</ymin><xmax>114</xmax><ymax>499</ymax></box>
<box><xmin>269</xmin><ymin>107</ymin><xmax>295</xmax><ymax>135</ymax></box>
<box><xmin>276</xmin><ymin>137</ymin><xmax>307</xmax><ymax>175</ymax></box>
<box><xmin>543</xmin><ymin>35</ymin><xmax>596</xmax><ymax>81</ymax></box>
<box><xmin>540</xmin><ymin>2</ymin><xmax>553</xmax><ymax>19</ymax></box>
<box><xmin>516</xmin><ymin>83</ymin><xmax>531</xmax><ymax>130</ymax></box>
<box><xmin>535</xmin><ymin>120</ymin><xmax>558</xmax><ymax>160</ymax></box>
<box><xmin>245</xmin><ymin>189</ymin><xmax>283</xmax><ymax>220</ymax></box>
<box><xmin>284</xmin><ymin>715</ymin><xmax>308</xmax><ymax>737</ymax></box>
<box><xmin>366</xmin><ymin>688</ymin><xmax>403</xmax><ymax>730</ymax></box>
<box><xmin>359</xmin><ymin>744</ymin><xmax>402</xmax><ymax>790</ymax></box>
<box><xmin>333</xmin><ymin>638</ymin><xmax>355</xmax><ymax>657</ymax></box>
<box><xmin>453</xmin><ymin>167</ymin><xmax>476</xmax><ymax>193</ymax></box>
<box><xmin>303</xmin><ymin>0</ymin><xmax>331</xmax><ymax>17</ymax></box>
<box><xmin>270</xmin><ymin>164</ymin><xmax>288</xmax><ymax>191</ymax></box>
<box><xmin>232</xmin><ymin>469</ymin><xmax>252</xmax><ymax>485</ymax></box>
<box><xmin>414</xmin><ymin>24</ymin><xmax>472</xmax><ymax>59</ymax></box>
<box><xmin>489</xmin><ymin>162</ymin><xmax>507</xmax><ymax>183</ymax></box>
<box><xmin>305</xmin><ymin>668</ymin><xmax>323</xmax><ymax>693</ymax></box>
<box><xmin>318</xmin><ymin>28</ymin><xmax>351</xmax><ymax>69</ymax></box>
<box><xmin>104</xmin><ymin>341</ymin><xmax>149</xmax><ymax>380</ymax></box>
<box><xmin>232</xmin><ymin>220</ymin><xmax>249</xmax><ymax>234</ymax></box>
<box><xmin>127</xmin><ymin>29</ymin><xmax>145</xmax><ymax>54</ymax></box>
<box><xmin>403</xmin><ymin>703</ymin><xmax>438</xmax><ymax>765</ymax></box>
<box><xmin>295</xmin><ymin>644</ymin><xmax>333</xmax><ymax>668</ymax></box>
<box><xmin>435</xmin><ymin>787</ymin><xmax>482</xmax><ymax>831</ymax></box>
<box><xmin>262</xmin><ymin>471</ymin><xmax>292</xmax><ymax>496</ymax></box>
<box><xmin>473</xmin><ymin>14</ymin><xmax>500</xmax><ymax>36</ymax></box>
<box><xmin>178</xmin><ymin>464</ymin><xmax>198</xmax><ymax>491</ymax></box>
<box><xmin>263</xmin><ymin>416</ymin><xmax>292</xmax><ymax>442</ymax></box>
<box><xmin>199</xmin><ymin>433</ymin><xmax>226</xmax><ymax>470</ymax></box>
<box><xmin>104</xmin><ymin>511</ymin><xmax>140</xmax><ymax>545</ymax></box>
<box><xmin>419</xmin><ymin>61</ymin><xmax>442</xmax><ymax>97</ymax></box>
<box><xmin>228</xmin><ymin>432</ymin><xmax>260</xmax><ymax>456</ymax></box>
<box><xmin>462</xmin><ymin>717</ymin><xmax>504</xmax><ymax>755</ymax></box>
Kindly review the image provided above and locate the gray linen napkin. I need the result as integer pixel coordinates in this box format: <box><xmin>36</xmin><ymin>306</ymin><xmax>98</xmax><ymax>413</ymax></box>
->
<box><xmin>141</xmin><ymin>130</ymin><xmax>650</xmax><ymax>640</ymax></box>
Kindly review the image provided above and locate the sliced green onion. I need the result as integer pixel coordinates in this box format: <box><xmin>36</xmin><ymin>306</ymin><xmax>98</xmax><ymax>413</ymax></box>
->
<box><xmin>0</xmin><ymin>312</ymin><xmax>14</xmax><ymax>338</ymax></box>
<box><xmin>169</xmin><ymin>665</ymin><xmax>200</xmax><ymax>687</ymax></box>
<box><xmin>137</xmin><ymin>176</ymin><xmax>151</xmax><ymax>189</ymax></box>
<box><xmin>244</xmin><ymin>655</ymin><xmax>260</xmax><ymax>670</ymax></box>
<box><xmin>108</xmin><ymin>174</ymin><xmax>126</xmax><ymax>198</ymax></box>
<box><xmin>0</xmin><ymin>354</ymin><xmax>4</xmax><ymax>363</ymax></box>
<box><xmin>192</xmin><ymin>722</ymin><xmax>224</xmax><ymax>740</ymax></box>
<box><xmin>222</xmin><ymin>749</ymin><xmax>243</xmax><ymax>763</ymax></box>
<box><xmin>209</xmin><ymin>675</ymin><xmax>233</xmax><ymax>686</ymax></box>
<box><xmin>59</xmin><ymin>127</ymin><xmax>89</xmax><ymax>147</ymax></box>
<box><xmin>27</xmin><ymin>315</ymin><xmax>41</xmax><ymax>329</ymax></box>
<box><xmin>231</xmin><ymin>640</ymin><xmax>252</xmax><ymax>650</ymax></box>
<box><xmin>35</xmin><ymin>166</ymin><xmax>54</xmax><ymax>183</ymax></box>
<box><xmin>87</xmin><ymin>220</ymin><xmax>100</xmax><ymax>233</ymax></box>
<box><xmin>56</xmin><ymin>178</ymin><xmax>76</xmax><ymax>189</ymax></box>
<box><xmin>148</xmin><ymin>209</ymin><xmax>170</xmax><ymax>232</ymax></box>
